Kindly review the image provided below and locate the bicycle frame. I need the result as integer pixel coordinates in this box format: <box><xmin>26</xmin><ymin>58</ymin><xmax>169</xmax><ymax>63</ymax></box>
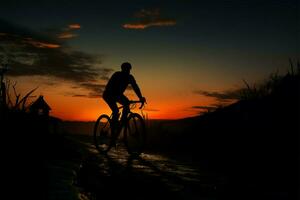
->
<box><xmin>109</xmin><ymin>100</ymin><xmax>145</xmax><ymax>122</ymax></box>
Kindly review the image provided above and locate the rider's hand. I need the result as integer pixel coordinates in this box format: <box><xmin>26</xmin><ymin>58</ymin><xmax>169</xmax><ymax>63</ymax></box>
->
<box><xmin>140</xmin><ymin>97</ymin><xmax>146</xmax><ymax>103</ymax></box>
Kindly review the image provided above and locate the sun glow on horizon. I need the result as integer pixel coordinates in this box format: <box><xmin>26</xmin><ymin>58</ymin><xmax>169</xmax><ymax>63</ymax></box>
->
<box><xmin>7</xmin><ymin>72</ymin><xmax>232</xmax><ymax>122</ymax></box>
<box><xmin>47</xmin><ymin>93</ymin><xmax>217</xmax><ymax>121</ymax></box>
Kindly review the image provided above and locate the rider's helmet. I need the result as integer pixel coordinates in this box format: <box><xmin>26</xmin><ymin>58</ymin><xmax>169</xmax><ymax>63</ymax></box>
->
<box><xmin>121</xmin><ymin>62</ymin><xmax>132</xmax><ymax>71</ymax></box>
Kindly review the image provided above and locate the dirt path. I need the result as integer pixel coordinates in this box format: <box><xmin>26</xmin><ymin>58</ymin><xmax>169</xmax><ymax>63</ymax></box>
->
<box><xmin>72</xmin><ymin>136</ymin><xmax>226</xmax><ymax>200</ymax></box>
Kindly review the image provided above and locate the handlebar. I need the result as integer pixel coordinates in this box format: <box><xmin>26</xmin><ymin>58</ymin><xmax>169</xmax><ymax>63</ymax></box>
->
<box><xmin>129</xmin><ymin>100</ymin><xmax>146</xmax><ymax>109</ymax></box>
<box><xmin>117</xmin><ymin>100</ymin><xmax>146</xmax><ymax>110</ymax></box>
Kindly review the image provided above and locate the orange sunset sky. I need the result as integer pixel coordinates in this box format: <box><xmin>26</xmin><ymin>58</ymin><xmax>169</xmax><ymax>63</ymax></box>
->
<box><xmin>0</xmin><ymin>1</ymin><xmax>298</xmax><ymax>121</ymax></box>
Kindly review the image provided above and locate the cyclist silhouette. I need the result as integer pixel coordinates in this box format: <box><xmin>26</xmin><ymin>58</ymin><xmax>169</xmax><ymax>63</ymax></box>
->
<box><xmin>102</xmin><ymin>62</ymin><xmax>146</xmax><ymax>138</ymax></box>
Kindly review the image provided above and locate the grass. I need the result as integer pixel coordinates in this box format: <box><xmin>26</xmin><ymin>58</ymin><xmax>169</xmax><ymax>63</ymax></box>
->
<box><xmin>238</xmin><ymin>60</ymin><xmax>299</xmax><ymax>101</ymax></box>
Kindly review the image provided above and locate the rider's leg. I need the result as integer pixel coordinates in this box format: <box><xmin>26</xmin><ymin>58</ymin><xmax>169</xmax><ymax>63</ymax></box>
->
<box><xmin>103</xmin><ymin>94</ymin><xmax>119</xmax><ymax>140</ymax></box>
<box><xmin>117</xmin><ymin>95</ymin><xmax>130</xmax><ymax>124</ymax></box>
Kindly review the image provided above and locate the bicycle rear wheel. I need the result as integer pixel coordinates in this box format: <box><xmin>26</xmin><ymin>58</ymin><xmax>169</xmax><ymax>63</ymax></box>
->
<box><xmin>124</xmin><ymin>113</ymin><xmax>146</xmax><ymax>155</ymax></box>
<box><xmin>94</xmin><ymin>114</ymin><xmax>113</xmax><ymax>153</ymax></box>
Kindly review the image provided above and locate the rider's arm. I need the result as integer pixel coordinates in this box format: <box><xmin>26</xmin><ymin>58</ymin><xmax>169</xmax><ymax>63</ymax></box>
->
<box><xmin>129</xmin><ymin>75</ymin><xmax>143</xmax><ymax>100</ymax></box>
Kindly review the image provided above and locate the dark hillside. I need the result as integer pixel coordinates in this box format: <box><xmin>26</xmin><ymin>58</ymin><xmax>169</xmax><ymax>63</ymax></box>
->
<box><xmin>157</xmin><ymin>69</ymin><xmax>299</xmax><ymax>199</ymax></box>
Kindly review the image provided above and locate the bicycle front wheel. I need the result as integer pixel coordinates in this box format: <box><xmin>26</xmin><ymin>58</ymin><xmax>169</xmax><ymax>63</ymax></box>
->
<box><xmin>94</xmin><ymin>114</ymin><xmax>113</xmax><ymax>153</ymax></box>
<box><xmin>124</xmin><ymin>113</ymin><xmax>146</xmax><ymax>155</ymax></box>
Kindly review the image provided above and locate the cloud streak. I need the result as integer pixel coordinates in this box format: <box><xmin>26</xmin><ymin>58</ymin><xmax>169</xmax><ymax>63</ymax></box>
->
<box><xmin>191</xmin><ymin>106</ymin><xmax>217</xmax><ymax>110</ymax></box>
<box><xmin>123</xmin><ymin>8</ymin><xmax>176</xmax><ymax>30</ymax></box>
<box><xmin>69</xmin><ymin>82</ymin><xmax>106</xmax><ymax>98</ymax></box>
<box><xmin>194</xmin><ymin>90</ymin><xmax>241</xmax><ymax>102</ymax></box>
<box><xmin>0</xmin><ymin>19</ymin><xmax>112</xmax><ymax>98</ymax></box>
<box><xmin>79</xmin><ymin>83</ymin><xmax>106</xmax><ymax>98</ymax></box>
<box><xmin>144</xmin><ymin>108</ymin><xmax>160</xmax><ymax>112</ymax></box>
<box><xmin>191</xmin><ymin>105</ymin><xmax>218</xmax><ymax>114</ymax></box>
<box><xmin>24</xmin><ymin>38</ymin><xmax>61</xmax><ymax>48</ymax></box>
<box><xmin>57</xmin><ymin>23</ymin><xmax>81</xmax><ymax>39</ymax></box>
<box><xmin>123</xmin><ymin>19</ymin><xmax>176</xmax><ymax>30</ymax></box>
<box><xmin>68</xmin><ymin>24</ymin><xmax>81</xmax><ymax>29</ymax></box>
<box><xmin>193</xmin><ymin>89</ymin><xmax>243</xmax><ymax>115</ymax></box>
<box><xmin>57</xmin><ymin>32</ymin><xmax>78</xmax><ymax>39</ymax></box>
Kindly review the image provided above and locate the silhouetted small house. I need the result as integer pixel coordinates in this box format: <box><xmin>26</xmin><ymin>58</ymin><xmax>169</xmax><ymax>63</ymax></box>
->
<box><xmin>30</xmin><ymin>95</ymin><xmax>51</xmax><ymax>116</ymax></box>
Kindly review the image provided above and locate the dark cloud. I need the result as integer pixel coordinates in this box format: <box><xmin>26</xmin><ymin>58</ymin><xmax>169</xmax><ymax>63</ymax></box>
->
<box><xmin>193</xmin><ymin>89</ymin><xmax>241</xmax><ymax>115</ymax></box>
<box><xmin>0</xmin><ymin>19</ymin><xmax>113</xmax><ymax>98</ymax></box>
<box><xmin>191</xmin><ymin>105</ymin><xmax>218</xmax><ymax>114</ymax></box>
<box><xmin>123</xmin><ymin>19</ymin><xmax>176</xmax><ymax>29</ymax></box>
<box><xmin>0</xmin><ymin>19</ymin><xmax>61</xmax><ymax>47</ymax></box>
<box><xmin>193</xmin><ymin>87</ymin><xmax>243</xmax><ymax>115</ymax></box>
<box><xmin>69</xmin><ymin>82</ymin><xmax>106</xmax><ymax>98</ymax></box>
<box><xmin>191</xmin><ymin>105</ymin><xmax>217</xmax><ymax>110</ymax></box>
<box><xmin>79</xmin><ymin>83</ymin><xmax>106</xmax><ymax>98</ymax></box>
<box><xmin>144</xmin><ymin>108</ymin><xmax>159</xmax><ymax>112</ymax></box>
<box><xmin>194</xmin><ymin>89</ymin><xmax>241</xmax><ymax>102</ymax></box>
<box><xmin>123</xmin><ymin>8</ymin><xmax>176</xmax><ymax>30</ymax></box>
<box><xmin>72</xmin><ymin>94</ymin><xmax>87</xmax><ymax>97</ymax></box>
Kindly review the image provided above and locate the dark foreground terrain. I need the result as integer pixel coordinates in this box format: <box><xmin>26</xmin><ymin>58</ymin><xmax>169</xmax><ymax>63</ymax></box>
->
<box><xmin>1</xmin><ymin>67</ymin><xmax>299</xmax><ymax>199</ymax></box>
<box><xmin>72</xmin><ymin>135</ymin><xmax>225</xmax><ymax>200</ymax></box>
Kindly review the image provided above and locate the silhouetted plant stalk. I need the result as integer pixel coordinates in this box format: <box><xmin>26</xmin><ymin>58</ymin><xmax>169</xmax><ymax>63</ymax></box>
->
<box><xmin>4</xmin><ymin>79</ymin><xmax>38</xmax><ymax>112</ymax></box>
<box><xmin>239</xmin><ymin>59</ymin><xmax>299</xmax><ymax>101</ymax></box>
<box><xmin>0</xmin><ymin>71</ymin><xmax>8</xmax><ymax>118</ymax></box>
<box><xmin>1</xmin><ymin>78</ymin><xmax>6</xmax><ymax>109</ymax></box>
<box><xmin>140</xmin><ymin>108</ymin><xmax>149</xmax><ymax>128</ymax></box>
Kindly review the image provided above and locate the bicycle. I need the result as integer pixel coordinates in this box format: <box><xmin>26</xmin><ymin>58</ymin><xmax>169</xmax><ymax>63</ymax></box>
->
<box><xmin>93</xmin><ymin>100</ymin><xmax>146</xmax><ymax>155</ymax></box>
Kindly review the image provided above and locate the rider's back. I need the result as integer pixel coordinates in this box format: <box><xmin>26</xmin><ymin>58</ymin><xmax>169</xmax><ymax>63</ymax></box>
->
<box><xmin>104</xmin><ymin>71</ymin><xmax>135</xmax><ymax>97</ymax></box>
